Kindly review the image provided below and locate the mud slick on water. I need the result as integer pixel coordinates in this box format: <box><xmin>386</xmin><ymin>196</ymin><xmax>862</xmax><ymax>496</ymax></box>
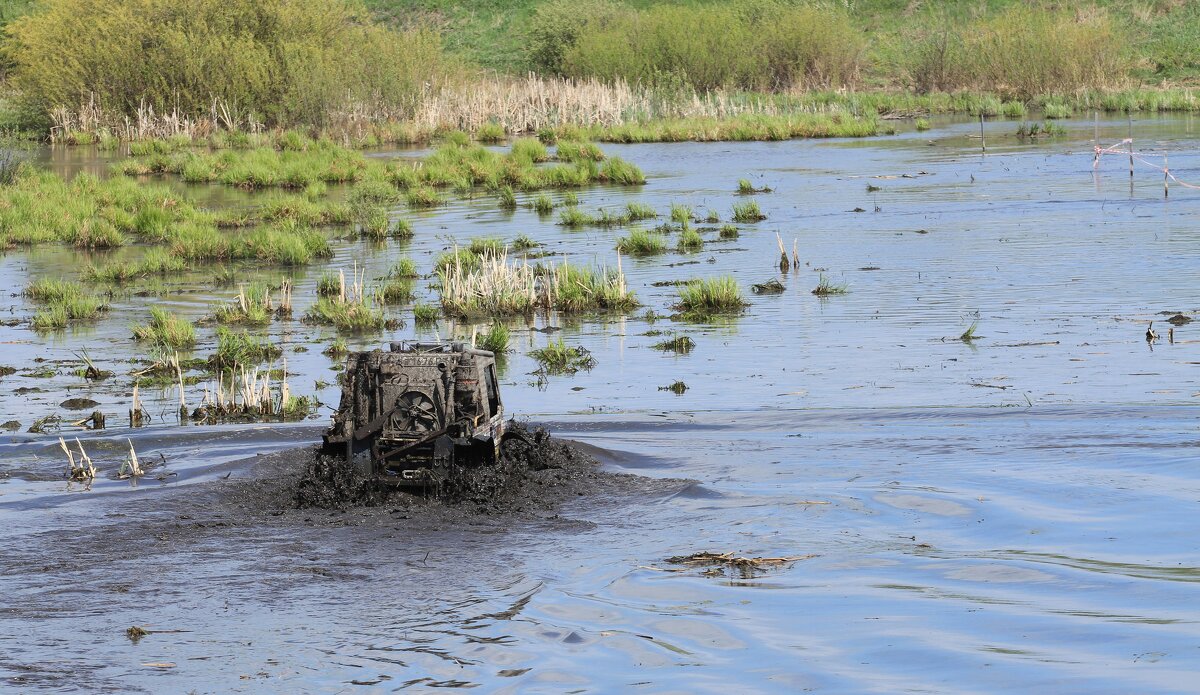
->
<box><xmin>291</xmin><ymin>423</ymin><xmax>614</xmax><ymax>516</ymax></box>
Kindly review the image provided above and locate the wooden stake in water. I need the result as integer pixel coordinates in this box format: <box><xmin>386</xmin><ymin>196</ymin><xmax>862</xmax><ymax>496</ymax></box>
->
<box><xmin>1164</xmin><ymin>153</ymin><xmax>1169</xmax><ymax>198</ymax></box>
<box><xmin>979</xmin><ymin>113</ymin><xmax>986</xmax><ymax>153</ymax></box>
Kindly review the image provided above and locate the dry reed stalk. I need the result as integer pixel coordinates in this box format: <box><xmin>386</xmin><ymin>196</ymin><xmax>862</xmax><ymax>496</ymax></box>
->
<box><xmin>119</xmin><ymin>439</ymin><xmax>143</xmax><ymax>479</ymax></box>
<box><xmin>792</xmin><ymin>239</ymin><xmax>800</xmax><ymax>269</ymax></box>
<box><xmin>776</xmin><ymin>233</ymin><xmax>789</xmax><ymax>272</ymax></box>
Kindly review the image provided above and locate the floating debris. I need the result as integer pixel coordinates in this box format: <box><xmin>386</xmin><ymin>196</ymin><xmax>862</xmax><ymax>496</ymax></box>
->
<box><xmin>650</xmin><ymin>335</ymin><xmax>695</xmax><ymax>354</ymax></box>
<box><xmin>751</xmin><ymin>279</ymin><xmax>785</xmax><ymax>294</ymax></box>
<box><xmin>126</xmin><ymin>626</ymin><xmax>148</xmax><ymax>643</ymax></box>
<box><xmin>659</xmin><ymin>380</ymin><xmax>688</xmax><ymax>395</ymax></box>
<box><xmin>29</xmin><ymin>414</ymin><xmax>62</xmax><ymax>434</ymax></box>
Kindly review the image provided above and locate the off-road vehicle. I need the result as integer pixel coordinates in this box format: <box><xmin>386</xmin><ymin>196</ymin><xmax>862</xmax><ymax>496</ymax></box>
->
<box><xmin>321</xmin><ymin>341</ymin><xmax>520</xmax><ymax>483</ymax></box>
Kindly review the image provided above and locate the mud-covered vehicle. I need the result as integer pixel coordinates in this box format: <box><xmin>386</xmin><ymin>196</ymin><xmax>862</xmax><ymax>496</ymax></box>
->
<box><xmin>321</xmin><ymin>341</ymin><xmax>522</xmax><ymax>484</ymax></box>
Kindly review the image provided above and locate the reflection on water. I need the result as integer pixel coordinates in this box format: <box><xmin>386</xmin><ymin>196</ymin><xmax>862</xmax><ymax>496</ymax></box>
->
<box><xmin>3</xmin><ymin>117</ymin><xmax>1200</xmax><ymax>692</ymax></box>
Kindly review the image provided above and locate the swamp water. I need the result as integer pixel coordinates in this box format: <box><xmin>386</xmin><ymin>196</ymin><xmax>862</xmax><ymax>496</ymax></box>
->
<box><xmin>2</xmin><ymin>115</ymin><xmax>1199</xmax><ymax>692</ymax></box>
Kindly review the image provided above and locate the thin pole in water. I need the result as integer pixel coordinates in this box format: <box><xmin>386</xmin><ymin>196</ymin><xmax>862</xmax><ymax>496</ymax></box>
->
<box><xmin>1128</xmin><ymin>116</ymin><xmax>1134</xmax><ymax>179</ymax></box>
<box><xmin>1093</xmin><ymin>111</ymin><xmax>1099</xmax><ymax>169</ymax></box>
<box><xmin>1164</xmin><ymin>152</ymin><xmax>1169</xmax><ymax>198</ymax></box>
<box><xmin>979</xmin><ymin>113</ymin><xmax>986</xmax><ymax>153</ymax></box>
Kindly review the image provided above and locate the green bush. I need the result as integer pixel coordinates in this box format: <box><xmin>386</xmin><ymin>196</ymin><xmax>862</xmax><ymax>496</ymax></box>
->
<box><xmin>6</xmin><ymin>0</ymin><xmax>452</xmax><ymax>128</ymax></box>
<box><xmin>556</xmin><ymin>0</ymin><xmax>863</xmax><ymax>91</ymax></box>
<box><xmin>904</xmin><ymin>6</ymin><xmax>1131</xmax><ymax>98</ymax></box>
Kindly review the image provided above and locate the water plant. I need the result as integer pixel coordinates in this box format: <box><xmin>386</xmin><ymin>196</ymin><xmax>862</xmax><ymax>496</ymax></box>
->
<box><xmin>439</xmin><ymin>254</ymin><xmax>636</xmax><ymax>318</ymax></box>
<box><xmin>625</xmin><ymin>202</ymin><xmax>656</xmax><ymax>221</ymax></box>
<box><xmin>529</xmin><ymin>194</ymin><xmax>555</xmax><ymax>214</ymax></box>
<box><xmin>616</xmin><ymin>228</ymin><xmax>667</xmax><ymax>256</ymax></box>
<box><xmin>133</xmin><ymin>307</ymin><xmax>196</xmax><ymax>348</ymax></box>
<box><xmin>511</xmin><ymin>233</ymin><xmax>538</xmax><ymax>251</ymax></box>
<box><xmin>478</xmin><ymin>323</ymin><xmax>510</xmax><ymax>354</ymax></box>
<box><xmin>812</xmin><ymin>274</ymin><xmax>849</xmax><ymax>296</ymax></box>
<box><xmin>719</xmin><ymin>224</ymin><xmax>739</xmax><ymax>240</ymax></box>
<box><xmin>651</xmin><ymin>335</ymin><xmax>695</xmax><ymax>354</ymax></box>
<box><xmin>676</xmin><ymin>277</ymin><xmax>746</xmax><ymax>318</ymax></box>
<box><xmin>676</xmin><ymin>225</ymin><xmax>703</xmax><ymax>252</ymax></box>
<box><xmin>25</xmin><ymin>279</ymin><xmax>107</xmax><ymax>330</ymax></box>
<box><xmin>377</xmin><ymin>276</ymin><xmax>415</xmax><ymax>304</ymax></box>
<box><xmin>558</xmin><ymin>207</ymin><xmax>596</xmax><ymax>227</ymax></box>
<box><xmin>960</xmin><ymin>320</ymin><xmax>980</xmax><ymax>343</ymax></box>
<box><xmin>497</xmin><ymin>185</ymin><xmax>517</xmax><ymax>210</ymax></box>
<box><xmin>732</xmin><ymin>200</ymin><xmax>766</xmax><ymax>222</ymax></box>
<box><xmin>323</xmin><ymin>338</ymin><xmax>349</xmax><ymax>358</ymax></box>
<box><xmin>530</xmin><ymin>338</ymin><xmax>595</xmax><ymax>374</ymax></box>
<box><xmin>390</xmin><ymin>257</ymin><xmax>419</xmax><ymax>278</ymax></box>
<box><xmin>555</xmin><ymin>141</ymin><xmax>604</xmax><ymax>162</ymax></box>
<box><xmin>210</xmin><ymin>328</ymin><xmax>282</xmax><ymax>370</ymax></box>
<box><xmin>413</xmin><ymin>303</ymin><xmax>440</xmax><ymax>324</ymax></box>
<box><xmin>915</xmin><ymin>118</ymin><xmax>931</xmax><ymax>131</ymax></box>
<box><xmin>669</xmin><ymin>203</ymin><xmax>693</xmax><ymax>224</ymax></box>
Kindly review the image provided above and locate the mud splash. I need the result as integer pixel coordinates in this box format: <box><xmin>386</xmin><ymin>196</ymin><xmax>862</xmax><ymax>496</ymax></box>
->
<box><xmin>292</xmin><ymin>424</ymin><xmax>607</xmax><ymax>514</ymax></box>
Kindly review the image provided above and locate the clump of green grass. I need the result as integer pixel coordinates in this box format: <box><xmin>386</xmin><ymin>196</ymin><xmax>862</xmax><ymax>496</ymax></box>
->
<box><xmin>390</xmin><ymin>257</ymin><xmax>419</xmax><ymax>278</ymax></box>
<box><xmin>211</xmin><ymin>283</ymin><xmax>274</xmax><ymax>325</ymax></box>
<box><xmin>812</xmin><ymin>274</ymin><xmax>849</xmax><ymax>296</ymax></box>
<box><xmin>25</xmin><ymin>278</ymin><xmax>85</xmax><ymax>302</ymax></box>
<box><xmin>719</xmin><ymin>224</ymin><xmax>739</xmax><ymax>239</ymax></box>
<box><xmin>435</xmin><ymin>247</ymin><xmax>484</xmax><ymax>275</ymax></box>
<box><xmin>703</xmin><ymin>210</ymin><xmax>720</xmax><ymax>224</ymax></box>
<box><xmin>732</xmin><ymin>200</ymin><xmax>766</xmax><ymax>222</ymax></box>
<box><xmin>316</xmin><ymin>271</ymin><xmax>342</xmax><ymax>297</ymax></box>
<box><xmin>676</xmin><ymin>277</ymin><xmax>747</xmax><ymax>318</ymax></box>
<box><xmin>322</xmin><ymin>337</ymin><xmax>349</xmax><ymax>358</ymax></box>
<box><xmin>511</xmin><ymin>233</ymin><xmax>538</xmax><ymax>251</ymax></box>
<box><xmin>1002</xmin><ymin>101</ymin><xmax>1028</xmax><ymax>118</ymax></box>
<box><xmin>24</xmin><ymin>279</ymin><xmax>107</xmax><ymax>330</ymax></box>
<box><xmin>558</xmin><ymin>207</ymin><xmax>596</xmax><ymax>227</ymax></box>
<box><xmin>736</xmin><ymin>178</ymin><xmax>773</xmax><ymax>194</ymax></box>
<box><xmin>1043</xmin><ymin>102</ymin><xmax>1072</xmax><ymax>119</ymax></box>
<box><xmin>377</xmin><ymin>278</ymin><xmax>415</xmax><ymax>304</ymax></box>
<box><xmin>651</xmin><ymin>335</ymin><xmax>695</xmax><ymax>354</ymax></box>
<box><xmin>497</xmin><ymin>185</ymin><xmax>517</xmax><ymax>210</ymax></box>
<box><xmin>478</xmin><ymin>323</ymin><xmax>510</xmax><ymax>354</ymax></box>
<box><xmin>210</xmin><ymin>327</ymin><xmax>282</xmax><ymax>369</ymax></box>
<box><xmin>555</xmin><ymin>141</ymin><xmax>604</xmax><ymax>162</ymax></box>
<box><xmin>914</xmin><ymin>118</ymin><xmax>931</xmax><ymax>131</ymax></box>
<box><xmin>529</xmin><ymin>194</ymin><xmax>555</xmax><ymax>215</ymax></box>
<box><xmin>562</xmin><ymin>191</ymin><xmax>579</xmax><ymax>206</ymax></box>
<box><xmin>676</xmin><ymin>225</ymin><xmax>703</xmax><ymax>252</ymax></box>
<box><xmin>616</xmin><ymin>227</ymin><xmax>667</xmax><ymax>255</ymax></box>
<box><xmin>468</xmin><ymin>236</ymin><xmax>506</xmax><ymax>258</ymax></box>
<box><xmin>475</xmin><ymin>121</ymin><xmax>506</xmax><ymax>143</ymax></box>
<box><xmin>304</xmin><ymin>297</ymin><xmax>387</xmax><ymax>332</ymax></box>
<box><xmin>960</xmin><ymin>320</ymin><xmax>980</xmax><ymax>343</ymax></box>
<box><xmin>530</xmin><ymin>338</ymin><xmax>595</xmax><ymax>374</ymax></box>
<box><xmin>133</xmin><ymin>307</ymin><xmax>196</xmax><ymax>348</ymax></box>
<box><xmin>413</xmin><ymin>303</ymin><xmax>440</xmax><ymax>324</ymax></box>
<box><xmin>625</xmin><ymin>202</ymin><xmax>656</xmax><ymax>221</ymax></box>
<box><xmin>406</xmin><ymin>186</ymin><xmax>445</xmax><ymax>208</ymax></box>
<box><xmin>669</xmin><ymin>203</ymin><xmax>693</xmax><ymax>224</ymax></box>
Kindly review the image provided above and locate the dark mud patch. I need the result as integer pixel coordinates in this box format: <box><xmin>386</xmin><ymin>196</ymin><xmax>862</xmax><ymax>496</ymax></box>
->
<box><xmin>204</xmin><ymin>423</ymin><xmax>691</xmax><ymax>533</ymax></box>
<box><xmin>289</xmin><ymin>424</ymin><xmax>634</xmax><ymax>518</ymax></box>
<box><xmin>60</xmin><ymin>397</ymin><xmax>100</xmax><ymax>410</ymax></box>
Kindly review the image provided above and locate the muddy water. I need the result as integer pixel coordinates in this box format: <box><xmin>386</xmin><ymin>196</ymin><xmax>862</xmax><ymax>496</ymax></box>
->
<box><xmin>3</xmin><ymin>116</ymin><xmax>1200</xmax><ymax>692</ymax></box>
